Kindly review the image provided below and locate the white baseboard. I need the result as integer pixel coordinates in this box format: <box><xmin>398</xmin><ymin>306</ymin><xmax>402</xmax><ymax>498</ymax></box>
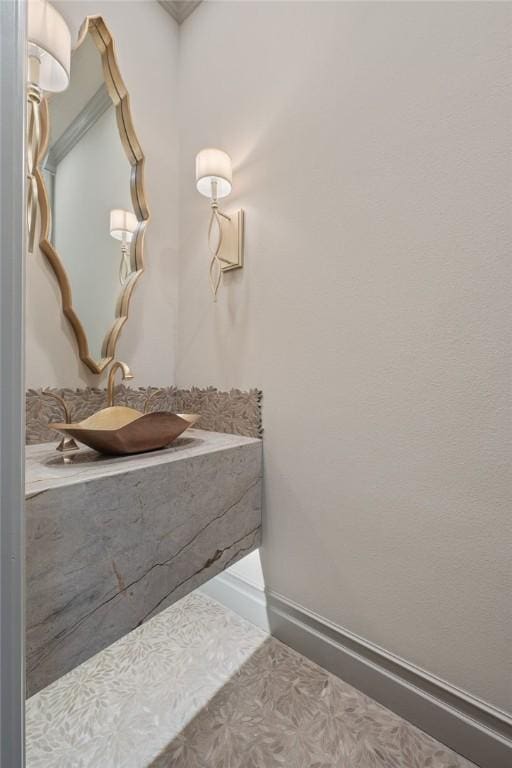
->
<box><xmin>200</xmin><ymin>570</ymin><xmax>271</xmax><ymax>632</ymax></box>
<box><xmin>200</xmin><ymin>572</ymin><xmax>512</xmax><ymax>768</ymax></box>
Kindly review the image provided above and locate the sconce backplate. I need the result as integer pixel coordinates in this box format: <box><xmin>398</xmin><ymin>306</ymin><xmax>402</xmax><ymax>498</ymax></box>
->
<box><xmin>219</xmin><ymin>208</ymin><xmax>244</xmax><ymax>272</ymax></box>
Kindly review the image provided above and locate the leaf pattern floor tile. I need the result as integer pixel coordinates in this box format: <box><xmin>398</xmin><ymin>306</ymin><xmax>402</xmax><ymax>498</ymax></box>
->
<box><xmin>26</xmin><ymin>592</ymin><xmax>476</xmax><ymax>768</ymax></box>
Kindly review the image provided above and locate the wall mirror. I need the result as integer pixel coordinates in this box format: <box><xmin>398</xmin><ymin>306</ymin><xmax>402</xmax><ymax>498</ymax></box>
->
<box><xmin>37</xmin><ymin>16</ymin><xmax>149</xmax><ymax>373</ymax></box>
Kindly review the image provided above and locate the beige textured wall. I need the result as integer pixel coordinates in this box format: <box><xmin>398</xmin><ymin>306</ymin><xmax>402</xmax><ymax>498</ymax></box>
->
<box><xmin>26</xmin><ymin>0</ymin><xmax>179</xmax><ymax>388</ymax></box>
<box><xmin>177</xmin><ymin>1</ymin><xmax>512</xmax><ymax>713</ymax></box>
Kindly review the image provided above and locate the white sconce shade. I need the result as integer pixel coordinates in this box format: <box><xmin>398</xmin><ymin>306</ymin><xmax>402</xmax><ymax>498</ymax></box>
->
<box><xmin>28</xmin><ymin>0</ymin><xmax>71</xmax><ymax>93</ymax></box>
<box><xmin>196</xmin><ymin>148</ymin><xmax>232</xmax><ymax>199</ymax></box>
<box><xmin>110</xmin><ymin>209</ymin><xmax>138</xmax><ymax>242</ymax></box>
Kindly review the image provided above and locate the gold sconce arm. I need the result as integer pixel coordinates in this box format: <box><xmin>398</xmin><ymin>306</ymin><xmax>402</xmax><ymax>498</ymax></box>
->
<box><xmin>207</xmin><ymin>201</ymin><xmax>244</xmax><ymax>301</ymax></box>
<box><xmin>26</xmin><ymin>83</ymin><xmax>42</xmax><ymax>255</ymax></box>
<box><xmin>208</xmin><ymin>204</ymin><xmax>225</xmax><ymax>300</ymax></box>
<box><xmin>119</xmin><ymin>241</ymin><xmax>131</xmax><ymax>285</ymax></box>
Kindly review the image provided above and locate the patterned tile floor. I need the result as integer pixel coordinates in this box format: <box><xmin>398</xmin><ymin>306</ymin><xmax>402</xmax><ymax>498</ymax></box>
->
<box><xmin>26</xmin><ymin>592</ymin><xmax>476</xmax><ymax>768</ymax></box>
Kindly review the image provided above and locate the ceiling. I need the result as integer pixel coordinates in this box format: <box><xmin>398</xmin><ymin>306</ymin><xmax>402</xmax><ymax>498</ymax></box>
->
<box><xmin>158</xmin><ymin>1</ymin><xmax>202</xmax><ymax>24</ymax></box>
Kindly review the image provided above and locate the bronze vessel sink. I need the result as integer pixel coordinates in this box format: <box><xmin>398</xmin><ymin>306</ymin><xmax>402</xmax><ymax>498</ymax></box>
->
<box><xmin>50</xmin><ymin>407</ymin><xmax>200</xmax><ymax>456</ymax></box>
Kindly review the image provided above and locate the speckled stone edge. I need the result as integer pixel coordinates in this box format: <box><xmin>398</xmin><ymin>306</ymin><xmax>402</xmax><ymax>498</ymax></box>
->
<box><xmin>26</xmin><ymin>386</ymin><xmax>263</xmax><ymax>445</ymax></box>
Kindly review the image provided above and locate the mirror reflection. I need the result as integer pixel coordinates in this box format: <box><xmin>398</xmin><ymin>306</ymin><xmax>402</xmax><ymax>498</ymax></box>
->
<box><xmin>43</xmin><ymin>33</ymin><xmax>136</xmax><ymax>364</ymax></box>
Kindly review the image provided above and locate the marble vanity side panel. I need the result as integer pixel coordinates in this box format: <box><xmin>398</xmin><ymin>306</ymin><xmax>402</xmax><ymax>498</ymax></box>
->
<box><xmin>26</xmin><ymin>441</ymin><xmax>262</xmax><ymax>696</ymax></box>
<box><xmin>26</xmin><ymin>387</ymin><xmax>262</xmax><ymax>444</ymax></box>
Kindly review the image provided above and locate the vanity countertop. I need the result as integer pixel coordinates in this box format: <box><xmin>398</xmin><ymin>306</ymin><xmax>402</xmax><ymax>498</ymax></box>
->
<box><xmin>26</xmin><ymin>429</ymin><xmax>262</xmax><ymax>696</ymax></box>
<box><xmin>26</xmin><ymin>429</ymin><xmax>261</xmax><ymax>496</ymax></box>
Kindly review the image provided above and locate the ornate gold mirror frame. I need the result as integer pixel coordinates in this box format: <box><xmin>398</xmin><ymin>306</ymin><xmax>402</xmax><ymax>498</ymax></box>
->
<box><xmin>35</xmin><ymin>16</ymin><xmax>149</xmax><ymax>374</ymax></box>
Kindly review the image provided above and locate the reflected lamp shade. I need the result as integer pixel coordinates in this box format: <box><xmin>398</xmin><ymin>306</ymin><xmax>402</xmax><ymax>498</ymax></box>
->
<box><xmin>28</xmin><ymin>0</ymin><xmax>71</xmax><ymax>93</ymax></box>
<box><xmin>196</xmin><ymin>148</ymin><xmax>232</xmax><ymax>199</ymax></box>
<box><xmin>110</xmin><ymin>209</ymin><xmax>138</xmax><ymax>242</ymax></box>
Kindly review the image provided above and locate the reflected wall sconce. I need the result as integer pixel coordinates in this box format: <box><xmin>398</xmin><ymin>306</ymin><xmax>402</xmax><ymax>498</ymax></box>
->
<box><xmin>110</xmin><ymin>208</ymin><xmax>137</xmax><ymax>285</ymax></box>
<box><xmin>195</xmin><ymin>148</ymin><xmax>244</xmax><ymax>301</ymax></box>
<box><xmin>27</xmin><ymin>0</ymin><xmax>71</xmax><ymax>253</ymax></box>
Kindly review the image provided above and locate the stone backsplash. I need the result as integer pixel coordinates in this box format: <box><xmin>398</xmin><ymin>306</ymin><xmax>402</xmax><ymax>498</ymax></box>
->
<box><xmin>26</xmin><ymin>386</ymin><xmax>263</xmax><ymax>445</ymax></box>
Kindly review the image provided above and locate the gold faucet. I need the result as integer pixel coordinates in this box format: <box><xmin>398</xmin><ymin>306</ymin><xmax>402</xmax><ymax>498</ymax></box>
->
<box><xmin>42</xmin><ymin>390</ymin><xmax>79</xmax><ymax>453</ymax></box>
<box><xmin>107</xmin><ymin>361</ymin><xmax>134</xmax><ymax>407</ymax></box>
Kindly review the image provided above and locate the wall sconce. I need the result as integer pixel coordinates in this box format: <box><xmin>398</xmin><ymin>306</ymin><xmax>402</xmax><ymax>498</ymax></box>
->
<box><xmin>195</xmin><ymin>148</ymin><xmax>244</xmax><ymax>301</ymax></box>
<box><xmin>27</xmin><ymin>0</ymin><xmax>71</xmax><ymax>253</ymax></box>
<box><xmin>110</xmin><ymin>209</ymin><xmax>137</xmax><ymax>285</ymax></box>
